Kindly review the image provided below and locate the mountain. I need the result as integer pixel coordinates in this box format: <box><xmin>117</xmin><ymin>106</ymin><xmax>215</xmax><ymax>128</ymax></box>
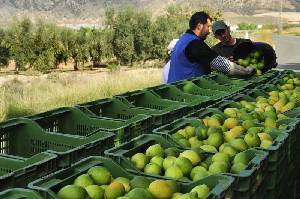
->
<box><xmin>0</xmin><ymin>0</ymin><xmax>299</xmax><ymax>25</ymax></box>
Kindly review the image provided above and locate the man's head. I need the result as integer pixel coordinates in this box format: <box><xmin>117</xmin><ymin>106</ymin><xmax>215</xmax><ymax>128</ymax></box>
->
<box><xmin>189</xmin><ymin>12</ymin><xmax>212</xmax><ymax>39</ymax></box>
<box><xmin>212</xmin><ymin>20</ymin><xmax>234</xmax><ymax>45</ymax></box>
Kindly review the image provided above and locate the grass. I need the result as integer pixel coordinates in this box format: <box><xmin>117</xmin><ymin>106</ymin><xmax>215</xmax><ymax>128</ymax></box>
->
<box><xmin>0</xmin><ymin>68</ymin><xmax>162</xmax><ymax>122</ymax></box>
<box><xmin>251</xmin><ymin>30</ymin><xmax>274</xmax><ymax>46</ymax></box>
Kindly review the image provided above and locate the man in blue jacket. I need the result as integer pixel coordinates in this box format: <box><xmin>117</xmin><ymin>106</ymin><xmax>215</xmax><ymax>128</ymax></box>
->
<box><xmin>167</xmin><ymin>12</ymin><xmax>255</xmax><ymax>83</ymax></box>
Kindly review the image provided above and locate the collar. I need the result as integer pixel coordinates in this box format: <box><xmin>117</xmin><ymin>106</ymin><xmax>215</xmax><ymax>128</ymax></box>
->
<box><xmin>221</xmin><ymin>38</ymin><xmax>237</xmax><ymax>47</ymax></box>
<box><xmin>186</xmin><ymin>29</ymin><xmax>202</xmax><ymax>39</ymax></box>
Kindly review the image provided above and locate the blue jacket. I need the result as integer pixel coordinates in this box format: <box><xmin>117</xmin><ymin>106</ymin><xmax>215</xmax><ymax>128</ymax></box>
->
<box><xmin>167</xmin><ymin>33</ymin><xmax>208</xmax><ymax>83</ymax></box>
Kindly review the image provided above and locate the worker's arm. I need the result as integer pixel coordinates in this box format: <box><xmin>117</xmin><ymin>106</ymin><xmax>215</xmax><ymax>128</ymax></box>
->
<box><xmin>210</xmin><ymin>56</ymin><xmax>255</xmax><ymax>76</ymax></box>
<box><xmin>185</xmin><ymin>39</ymin><xmax>254</xmax><ymax>76</ymax></box>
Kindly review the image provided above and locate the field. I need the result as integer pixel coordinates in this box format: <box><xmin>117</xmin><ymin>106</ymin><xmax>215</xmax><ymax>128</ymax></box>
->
<box><xmin>0</xmin><ymin>68</ymin><xmax>162</xmax><ymax>122</ymax></box>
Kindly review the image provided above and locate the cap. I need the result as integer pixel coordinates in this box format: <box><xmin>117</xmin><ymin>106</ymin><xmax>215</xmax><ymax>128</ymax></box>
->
<box><xmin>212</xmin><ymin>20</ymin><xmax>228</xmax><ymax>35</ymax></box>
<box><xmin>167</xmin><ymin>39</ymin><xmax>179</xmax><ymax>54</ymax></box>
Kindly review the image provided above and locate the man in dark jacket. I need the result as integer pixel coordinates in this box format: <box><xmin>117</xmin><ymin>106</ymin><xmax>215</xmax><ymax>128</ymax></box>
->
<box><xmin>211</xmin><ymin>20</ymin><xmax>277</xmax><ymax>71</ymax></box>
<box><xmin>211</xmin><ymin>20</ymin><xmax>251</xmax><ymax>60</ymax></box>
<box><xmin>167</xmin><ymin>12</ymin><xmax>254</xmax><ymax>84</ymax></box>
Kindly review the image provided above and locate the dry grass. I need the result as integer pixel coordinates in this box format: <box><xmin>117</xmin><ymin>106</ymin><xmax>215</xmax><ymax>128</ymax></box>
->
<box><xmin>251</xmin><ymin>30</ymin><xmax>275</xmax><ymax>46</ymax></box>
<box><xmin>282</xmin><ymin>27</ymin><xmax>300</xmax><ymax>36</ymax></box>
<box><xmin>0</xmin><ymin>68</ymin><xmax>162</xmax><ymax>122</ymax></box>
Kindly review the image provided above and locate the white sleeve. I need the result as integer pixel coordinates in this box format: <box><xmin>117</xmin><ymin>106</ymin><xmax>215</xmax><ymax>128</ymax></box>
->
<box><xmin>162</xmin><ymin>60</ymin><xmax>171</xmax><ymax>84</ymax></box>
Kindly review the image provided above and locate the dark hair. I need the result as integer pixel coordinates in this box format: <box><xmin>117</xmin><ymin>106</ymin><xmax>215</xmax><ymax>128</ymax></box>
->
<box><xmin>189</xmin><ymin>12</ymin><xmax>212</xmax><ymax>30</ymax></box>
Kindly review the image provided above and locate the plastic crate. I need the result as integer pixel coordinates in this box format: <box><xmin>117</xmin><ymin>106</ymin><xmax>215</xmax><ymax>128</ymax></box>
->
<box><xmin>76</xmin><ymin>97</ymin><xmax>153</xmax><ymax>132</ymax></box>
<box><xmin>105</xmin><ymin>134</ymin><xmax>268</xmax><ymax>195</ymax></box>
<box><xmin>28</xmin><ymin>156</ymin><xmax>234</xmax><ymax>199</ymax></box>
<box><xmin>77</xmin><ymin>97</ymin><xmax>174</xmax><ymax>129</ymax></box>
<box><xmin>206</xmin><ymin>72</ymin><xmax>252</xmax><ymax>88</ymax></box>
<box><xmin>104</xmin><ymin>134</ymin><xmax>198</xmax><ymax>179</ymax></box>
<box><xmin>227</xmin><ymin>149</ymin><xmax>268</xmax><ymax>199</ymax></box>
<box><xmin>25</xmin><ymin>107</ymin><xmax>137</xmax><ymax>145</ymax></box>
<box><xmin>189</xmin><ymin>78</ymin><xmax>242</xmax><ymax>94</ymax></box>
<box><xmin>267</xmin><ymin>69</ymin><xmax>298</xmax><ymax>85</ymax></box>
<box><xmin>0</xmin><ymin>152</ymin><xmax>57</xmax><ymax>191</ymax></box>
<box><xmin>115</xmin><ymin>90</ymin><xmax>190</xmax><ymax>126</ymax></box>
<box><xmin>104</xmin><ymin>134</ymin><xmax>184</xmax><ymax>173</ymax></box>
<box><xmin>0</xmin><ymin>117</ymin><xmax>114</xmax><ymax>169</ymax></box>
<box><xmin>153</xmin><ymin>117</ymin><xmax>205</xmax><ymax>147</ymax></box>
<box><xmin>255</xmin><ymin>84</ymin><xmax>300</xmax><ymax>118</ymax></box>
<box><xmin>221</xmin><ymin>90</ymin><xmax>300</xmax><ymax>114</ymax></box>
<box><xmin>259</xmin><ymin>70</ymin><xmax>280</xmax><ymax>82</ymax></box>
<box><xmin>155</xmin><ymin>113</ymin><xmax>289</xmax><ymax>172</ymax></box>
<box><xmin>173</xmin><ymin>80</ymin><xmax>229</xmax><ymax>100</ymax></box>
<box><xmin>154</xmin><ymin>116</ymin><xmax>288</xmax><ymax>157</ymax></box>
<box><xmin>146</xmin><ymin>84</ymin><xmax>212</xmax><ymax>111</ymax></box>
<box><xmin>210</xmin><ymin>100</ymin><xmax>297</xmax><ymax>158</ymax></box>
<box><xmin>264</xmin><ymin>157</ymin><xmax>297</xmax><ymax>199</ymax></box>
<box><xmin>182</xmin><ymin>107</ymin><xmax>291</xmax><ymax>191</ymax></box>
<box><xmin>246</xmin><ymin>70</ymin><xmax>280</xmax><ymax>87</ymax></box>
<box><xmin>0</xmin><ymin>188</ymin><xmax>44</xmax><ymax>199</ymax></box>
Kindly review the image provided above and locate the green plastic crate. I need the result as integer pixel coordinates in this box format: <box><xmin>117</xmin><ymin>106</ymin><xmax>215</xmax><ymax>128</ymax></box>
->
<box><xmin>217</xmin><ymin>90</ymin><xmax>300</xmax><ymax>161</ymax></box>
<box><xmin>152</xmin><ymin>117</ymin><xmax>204</xmax><ymax>147</ymax></box>
<box><xmin>115</xmin><ymin>90</ymin><xmax>190</xmax><ymax>125</ymax></box>
<box><xmin>226</xmin><ymin>149</ymin><xmax>268</xmax><ymax>199</ymax></box>
<box><xmin>257</xmin><ymin>84</ymin><xmax>300</xmax><ymax>117</ymax></box>
<box><xmin>206</xmin><ymin>104</ymin><xmax>297</xmax><ymax>190</ymax></box>
<box><xmin>183</xmin><ymin>107</ymin><xmax>291</xmax><ymax>191</ymax></box>
<box><xmin>155</xmin><ymin>113</ymin><xmax>288</xmax><ymax>169</ymax></box>
<box><xmin>0</xmin><ymin>117</ymin><xmax>114</xmax><ymax>169</ymax></box>
<box><xmin>267</xmin><ymin>69</ymin><xmax>298</xmax><ymax>85</ymax></box>
<box><xmin>76</xmin><ymin>97</ymin><xmax>153</xmax><ymax>132</ymax></box>
<box><xmin>77</xmin><ymin>96</ymin><xmax>179</xmax><ymax>128</ymax></box>
<box><xmin>0</xmin><ymin>188</ymin><xmax>43</xmax><ymax>199</ymax></box>
<box><xmin>146</xmin><ymin>84</ymin><xmax>213</xmax><ymax>111</ymax></box>
<box><xmin>283</xmin><ymin>107</ymin><xmax>300</xmax><ymax>118</ymax></box>
<box><xmin>246</xmin><ymin>70</ymin><xmax>280</xmax><ymax>86</ymax></box>
<box><xmin>221</xmin><ymin>90</ymin><xmax>300</xmax><ymax>119</ymax></box>
<box><xmin>189</xmin><ymin>78</ymin><xmax>242</xmax><ymax>94</ymax></box>
<box><xmin>28</xmin><ymin>156</ymin><xmax>234</xmax><ymax>199</ymax></box>
<box><xmin>25</xmin><ymin>107</ymin><xmax>137</xmax><ymax>145</ymax></box>
<box><xmin>212</xmin><ymin>100</ymin><xmax>297</xmax><ymax>156</ymax></box>
<box><xmin>0</xmin><ymin>152</ymin><xmax>57</xmax><ymax>191</ymax></box>
<box><xmin>105</xmin><ymin>134</ymin><xmax>268</xmax><ymax>197</ymax></box>
<box><xmin>216</xmin><ymin>95</ymin><xmax>300</xmax><ymax>167</ymax></box>
<box><xmin>173</xmin><ymin>80</ymin><xmax>229</xmax><ymax>100</ymax></box>
<box><xmin>206</xmin><ymin>72</ymin><xmax>251</xmax><ymax>88</ymax></box>
<box><xmin>259</xmin><ymin>70</ymin><xmax>280</xmax><ymax>82</ymax></box>
<box><xmin>154</xmin><ymin>116</ymin><xmax>288</xmax><ymax>158</ymax></box>
<box><xmin>263</xmin><ymin>157</ymin><xmax>297</xmax><ymax>199</ymax></box>
<box><xmin>104</xmin><ymin>134</ymin><xmax>184</xmax><ymax>172</ymax></box>
<box><xmin>104</xmin><ymin>134</ymin><xmax>197</xmax><ymax>180</ymax></box>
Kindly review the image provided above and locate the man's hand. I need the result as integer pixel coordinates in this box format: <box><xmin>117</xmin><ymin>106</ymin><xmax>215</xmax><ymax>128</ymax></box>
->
<box><xmin>245</xmin><ymin>67</ymin><xmax>256</xmax><ymax>76</ymax></box>
<box><xmin>228</xmin><ymin>63</ymin><xmax>255</xmax><ymax>77</ymax></box>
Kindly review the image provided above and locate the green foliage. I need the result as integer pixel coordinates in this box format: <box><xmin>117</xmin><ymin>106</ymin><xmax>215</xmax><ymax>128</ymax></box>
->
<box><xmin>5</xmin><ymin>18</ymin><xmax>35</xmax><ymax>70</ymax></box>
<box><xmin>132</xmin><ymin>11</ymin><xmax>153</xmax><ymax>62</ymax></box>
<box><xmin>238</xmin><ymin>23</ymin><xmax>258</xmax><ymax>30</ymax></box>
<box><xmin>0</xmin><ymin>4</ymin><xmax>222</xmax><ymax>71</ymax></box>
<box><xmin>151</xmin><ymin>16</ymin><xmax>175</xmax><ymax>59</ymax></box>
<box><xmin>112</xmin><ymin>8</ymin><xmax>135</xmax><ymax>65</ymax></box>
<box><xmin>31</xmin><ymin>21</ymin><xmax>59</xmax><ymax>71</ymax></box>
<box><xmin>0</xmin><ymin>28</ymin><xmax>10</xmax><ymax>66</ymax></box>
<box><xmin>71</xmin><ymin>28</ymin><xmax>91</xmax><ymax>70</ymax></box>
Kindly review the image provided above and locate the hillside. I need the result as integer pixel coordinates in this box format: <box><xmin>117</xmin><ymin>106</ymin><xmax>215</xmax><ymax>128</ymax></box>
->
<box><xmin>0</xmin><ymin>0</ymin><xmax>299</xmax><ymax>25</ymax></box>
